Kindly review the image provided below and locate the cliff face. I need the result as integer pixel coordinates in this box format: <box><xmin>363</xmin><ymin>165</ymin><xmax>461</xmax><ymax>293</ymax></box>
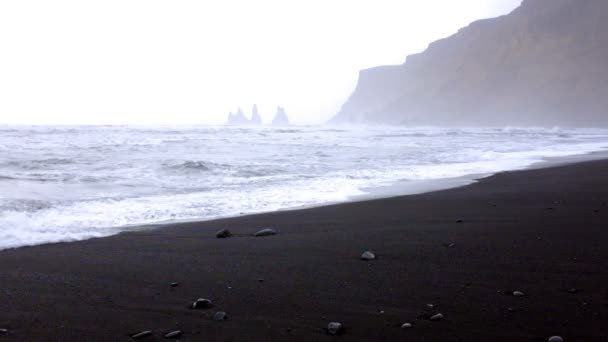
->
<box><xmin>331</xmin><ymin>0</ymin><xmax>608</xmax><ymax>127</ymax></box>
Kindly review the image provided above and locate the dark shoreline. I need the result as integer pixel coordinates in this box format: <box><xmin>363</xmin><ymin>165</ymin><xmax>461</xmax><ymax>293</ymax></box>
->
<box><xmin>2</xmin><ymin>159</ymin><xmax>608</xmax><ymax>341</ymax></box>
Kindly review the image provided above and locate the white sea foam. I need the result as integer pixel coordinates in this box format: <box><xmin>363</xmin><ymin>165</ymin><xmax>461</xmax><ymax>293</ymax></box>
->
<box><xmin>1</xmin><ymin>125</ymin><xmax>608</xmax><ymax>249</ymax></box>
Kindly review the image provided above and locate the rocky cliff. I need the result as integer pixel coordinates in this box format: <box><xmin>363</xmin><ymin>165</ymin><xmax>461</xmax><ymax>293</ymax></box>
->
<box><xmin>331</xmin><ymin>0</ymin><xmax>608</xmax><ymax>127</ymax></box>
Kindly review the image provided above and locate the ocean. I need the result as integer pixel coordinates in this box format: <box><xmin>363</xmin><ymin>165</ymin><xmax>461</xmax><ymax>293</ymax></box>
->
<box><xmin>1</xmin><ymin>125</ymin><xmax>608</xmax><ymax>250</ymax></box>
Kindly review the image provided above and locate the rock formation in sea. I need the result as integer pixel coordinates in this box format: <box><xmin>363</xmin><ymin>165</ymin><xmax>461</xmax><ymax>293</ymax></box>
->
<box><xmin>251</xmin><ymin>104</ymin><xmax>262</xmax><ymax>125</ymax></box>
<box><xmin>226</xmin><ymin>108</ymin><xmax>250</xmax><ymax>125</ymax></box>
<box><xmin>272</xmin><ymin>106</ymin><xmax>290</xmax><ymax>126</ymax></box>
<box><xmin>330</xmin><ymin>0</ymin><xmax>608</xmax><ymax>127</ymax></box>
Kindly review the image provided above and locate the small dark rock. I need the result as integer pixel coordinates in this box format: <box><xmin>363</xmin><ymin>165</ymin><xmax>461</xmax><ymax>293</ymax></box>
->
<box><xmin>254</xmin><ymin>228</ymin><xmax>278</xmax><ymax>237</ymax></box>
<box><xmin>192</xmin><ymin>298</ymin><xmax>213</xmax><ymax>309</ymax></box>
<box><xmin>164</xmin><ymin>330</ymin><xmax>183</xmax><ymax>339</ymax></box>
<box><xmin>131</xmin><ymin>331</ymin><xmax>153</xmax><ymax>339</ymax></box>
<box><xmin>0</xmin><ymin>328</ymin><xmax>8</xmax><ymax>334</ymax></box>
<box><xmin>213</xmin><ymin>311</ymin><xmax>228</xmax><ymax>321</ymax></box>
<box><xmin>456</xmin><ymin>219</ymin><xmax>464</xmax><ymax>223</ymax></box>
<box><xmin>567</xmin><ymin>288</ymin><xmax>578</xmax><ymax>294</ymax></box>
<box><xmin>360</xmin><ymin>251</ymin><xmax>376</xmax><ymax>260</ymax></box>
<box><xmin>513</xmin><ymin>291</ymin><xmax>525</xmax><ymax>297</ymax></box>
<box><xmin>170</xmin><ymin>282</ymin><xmax>179</xmax><ymax>288</ymax></box>
<box><xmin>257</xmin><ymin>278</ymin><xmax>265</xmax><ymax>282</ymax></box>
<box><xmin>430</xmin><ymin>313</ymin><xmax>444</xmax><ymax>321</ymax></box>
<box><xmin>327</xmin><ymin>322</ymin><xmax>344</xmax><ymax>335</ymax></box>
<box><xmin>216</xmin><ymin>229</ymin><xmax>232</xmax><ymax>238</ymax></box>
<box><xmin>401</xmin><ymin>322</ymin><xmax>413</xmax><ymax>329</ymax></box>
<box><xmin>548</xmin><ymin>336</ymin><xmax>564</xmax><ymax>342</ymax></box>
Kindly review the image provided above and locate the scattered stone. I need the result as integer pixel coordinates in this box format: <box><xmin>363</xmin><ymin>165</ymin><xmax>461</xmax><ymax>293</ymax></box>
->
<box><xmin>254</xmin><ymin>228</ymin><xmax>278</xmax><ymax>237</ymax></box>
<box><xmin>401</xmin><ymin>323</ymin><xmax>413</xmax><ymax>329</ymax></box>
<box><xmin>257</xmin><ymin>278</ymin><xmax>265</xmax><ymax>282</ymax></box>
<box><xmin>443</xmin><ymin>243</ymin><xmax>456</xmax><ymax>248</ymax></box>
<box><xmin>548</xmin><ymin>336</ymin><xmax>564</xmax><ymax>342</ymax></box>
<box><xmin>327</xmin><ymin>322</ymin><xmax>344</xmax><ymax>335</ymax></box>
<box><xmin>567</xmin><ymin>288</ymin><xmax>578</xmax><ymax>294</ymax></box>
<box><xmin>192</xmin><ymin>298</ymin><xmax>213</xmax><ymax>309</ymax></box>
<box><xmin>426</xmin><ymin>304</ymin><xmax>435</xmax><ymax>309</ymax></box>
<box><xmin>456</xmin><ymin>219</ymin><xmax>464</xmax><ymax>223</ymax></box>
<box><xmin>430</xmin><ymin>313</ymin><xmax>444</xmax><ymax>321</ymax></box>
<box><xmin>170</xmin><ymin>282</ymin><xmax>179</xmax><ymax>288</ymax></box>
<box><xmin>213</xmin><ymin>311</ymin><xmax>228</xmax><ymax>321</ymax></box>
<box><xmin>360</xmin><ymin>251</ymin><xmax>376</xmax><ymax>261</ymax></box>
<box><xmin>379</xmin><ymin>310</ymin><xmax>385</xmax><ymax>314</ymax></box>
<box><xmin>216</xmin><ymin>229</ymin><xmax>232</xmax><ymax>238</ymax></box>
<box><xmin>547</xmin><ymin>207</ymin><xmax>554</xmax><ymax>210</ymax></box>
<box><xmin>0</xmin><ymin>328</ymin><xmax>8</xmax><ymax>334</ymax></box>
<box><xmin>593</xmin><ymin>209</ymin><xmax>599</xmax><ymax>213</ymax></box>
<box><xmin>131</xmin><ymin>331</ymin><xmax>153</xmax><ymax>339</ymax></box>
<box><xmin>164</xmin><ymin>330</ymin><xmax>183</xmax><ymax>339</ymax></box>
<box><xmin>512</xmin><ymin>291</ymin><xmax>525</xmax><ymax>297</ymax></box>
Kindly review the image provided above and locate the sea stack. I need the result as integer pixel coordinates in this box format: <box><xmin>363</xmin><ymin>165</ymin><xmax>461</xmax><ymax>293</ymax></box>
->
<box><xmin>251</xmin><ymin>104</ymin><xmax>262</xmax><ymax>125</ymax></box>
<box><xmin>226</xmin><ymin>108</ymin><xmax>250</xmax><ymax>125</ymax></box>
<box><xmin>271</xmin><ymin>106</ymin><xmax>290</xmax><ymax>126</ymax></box>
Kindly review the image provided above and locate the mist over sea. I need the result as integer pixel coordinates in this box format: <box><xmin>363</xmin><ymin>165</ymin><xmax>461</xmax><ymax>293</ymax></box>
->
<box><xmin>1</xmin><ymin>125</ymin><xmax>608</xmax><ymax>249</ymax></box>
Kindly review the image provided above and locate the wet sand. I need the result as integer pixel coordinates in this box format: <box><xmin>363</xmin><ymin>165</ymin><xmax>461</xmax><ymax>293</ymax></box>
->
<box><xmin>1</xmin><ymin>159</ymin><xmax>607</xmax><ymax>341</ymax></box>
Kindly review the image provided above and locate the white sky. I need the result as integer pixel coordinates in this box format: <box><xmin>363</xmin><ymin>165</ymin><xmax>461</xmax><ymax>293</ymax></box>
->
<box><xmin>0</xmin><ymin>0</ymin><xmax>521</xmax><ymax>125</ymax></box>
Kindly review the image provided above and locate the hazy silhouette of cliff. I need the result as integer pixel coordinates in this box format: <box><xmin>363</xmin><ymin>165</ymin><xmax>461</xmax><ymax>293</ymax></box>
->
<box><xmin>331</xmin><ymin>0</ymin><xmax>608</xmax><ymax>127</ymax></box>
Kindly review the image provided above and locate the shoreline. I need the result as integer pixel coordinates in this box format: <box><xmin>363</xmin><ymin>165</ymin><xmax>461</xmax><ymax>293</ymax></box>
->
<box><xmin>2</xmin><ymin>149</ymin><xmax>608</xmax><ymax>252</ymax></box>
<box><xmin>74</xmin><ymin>149</ymin><xmax>608</xmax><ymax>238</ymax></box>
<box><xmin>1</xmin><ymin>157</ymin><xmax>607</xmax><ymax>340</ymax></box>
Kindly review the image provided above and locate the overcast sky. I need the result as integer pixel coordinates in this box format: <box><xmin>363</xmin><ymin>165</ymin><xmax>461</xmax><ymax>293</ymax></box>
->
<box><xmin>0</xmin><ymin>0</ymin><xmax>521</xmax><ymax>125</ymax></box>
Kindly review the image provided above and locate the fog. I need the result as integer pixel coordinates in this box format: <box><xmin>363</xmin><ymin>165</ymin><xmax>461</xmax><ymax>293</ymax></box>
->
<box><xmin>0</xmin><ymin>0</ymin><xmax>521</xmax><ymax>125</ymax></box>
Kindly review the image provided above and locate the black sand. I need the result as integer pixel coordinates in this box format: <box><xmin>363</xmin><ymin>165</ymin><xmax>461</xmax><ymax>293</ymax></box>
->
<box><xmin>1</xmin><ymin>159</ymin><xmax>607</xmax><ymax>341</ymax></box>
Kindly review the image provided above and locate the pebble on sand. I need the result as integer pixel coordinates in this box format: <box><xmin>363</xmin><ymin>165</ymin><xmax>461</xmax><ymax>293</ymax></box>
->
<box><xmin>548</xmin><ymin>336</ymin><xmax>564</xmax><ymax>342</ymax></box>
<box><xmin>0</xmin><ymin>328</ymin><xmax>8</xmax><ymax>334</ymax></box>
<box><xmin>430</xmin><ymin>313</ymin><xmax>444</xmax><ymax>321</ymax></box>
<box><xmin>567</xmin><ymin>288</ymin><xmax>578</xmax><ymax>294</ymax></box>
<box><xmin>254</xmin><ymin>228</ymin><xmax>278</xmax><ymax>237</ymax></box>
<box><xmin>216</xmin><ymin>229</ymin><xmax>232</xmax><ymax>238</ymax></box>
<box><xmin>192</xmin><ymin>298</ymin><xmax>213</xmax><ymax>309</ymax></box>
<box><xmin>164</xmin><ymin>330</ymin><xmax>183</xmax><ymax>339</ymax></box>
<box><xmin>401</xmin><ymin>323</ymin><xmax>413</xmax><ymax>329</ymax></box>
<box><xmin>327</xmin><ymin>322</ymin><xmax>344</xmax><ymax>335</ymax></box>
<box><xmin>130</xmin><ymin>330</ymin><xmax>153</xmax><ymax>339</ymax></box>
<box><xmin>360</xmin><ymin>251</ymin><xmax>376</xmax><ymax>261</ymax></box>
<box><xmin>170</xmin><ymin>282</ymin><xmax>179</xmax><ymax>287</ymax></box>
<box><xmin>512</xmin><ymin>291</ymin><xmax>525</xmax><ymax>297</ymax></box>
<box><xmin>213</xmin><ymin>311</ymin><xmax>228</xmax><ymax>321</ymax></box>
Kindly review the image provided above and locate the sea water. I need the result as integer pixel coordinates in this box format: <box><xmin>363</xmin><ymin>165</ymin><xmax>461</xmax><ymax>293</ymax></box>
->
<box><xmin>1</xmin><ymin>125</ymin><xmax>608</xmax><ymax>249</ymax></box>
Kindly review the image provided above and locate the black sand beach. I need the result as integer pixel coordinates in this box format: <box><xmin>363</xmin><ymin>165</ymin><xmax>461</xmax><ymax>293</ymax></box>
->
<box><xmin>1</xmin><ymin>159</ymin><xmax>607</xmax><ymax>341</ymax></box>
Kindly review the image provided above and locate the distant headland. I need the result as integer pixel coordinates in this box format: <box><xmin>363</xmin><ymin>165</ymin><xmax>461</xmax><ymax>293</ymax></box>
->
<box><xmin>331</xmin><ymin>0</ymin><xmax>608</xmax><ymax>127</ymax></box>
